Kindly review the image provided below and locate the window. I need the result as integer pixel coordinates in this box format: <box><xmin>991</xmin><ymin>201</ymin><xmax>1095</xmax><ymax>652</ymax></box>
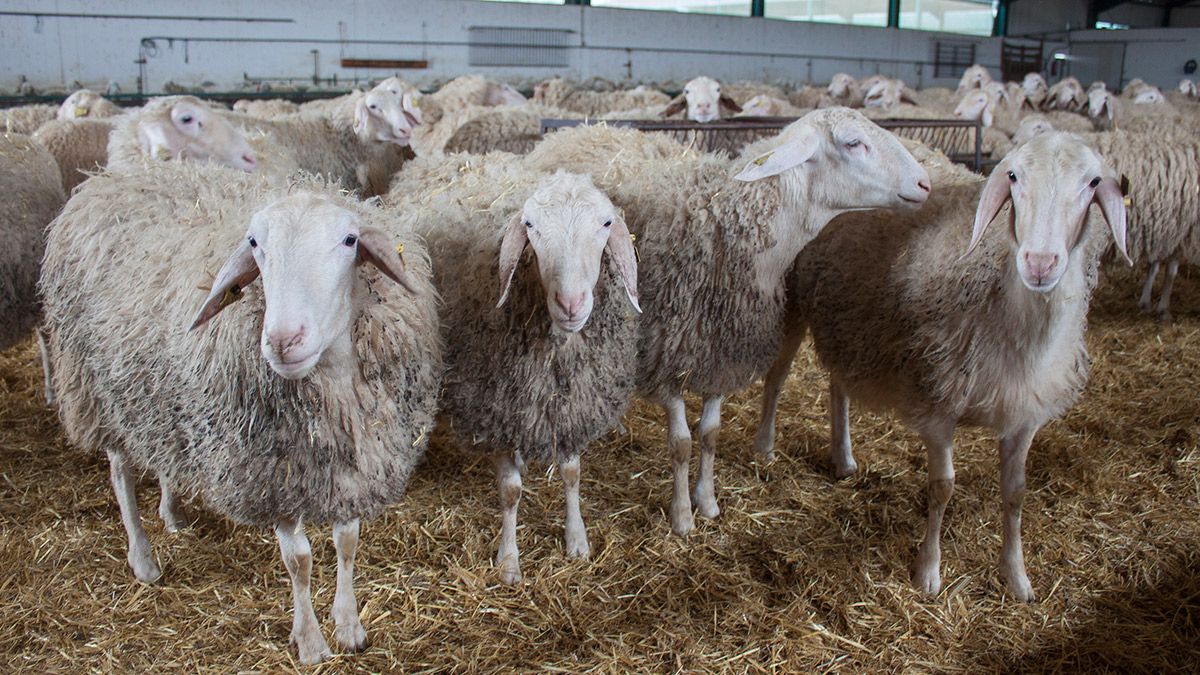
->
<box><xmin>765</xmin><ymin>0</ymin><xmax>888</xmax><ymax>27</ymax></box>
<box><xmin>590</xmin><ymin>1</ymin><xmax>751</xmax><ymax>17</ymax></box>
<box><xmin>900</xmin><ymin>0</ymin><xmax>995</xmax><ymax>36</ymax></box>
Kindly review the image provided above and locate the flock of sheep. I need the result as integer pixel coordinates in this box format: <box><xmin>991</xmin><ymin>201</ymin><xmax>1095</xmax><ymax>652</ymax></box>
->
<box><xmin>1</xmin><ymin>64</ymin><xmax>1198</xmax><ymax>664</ymax></box>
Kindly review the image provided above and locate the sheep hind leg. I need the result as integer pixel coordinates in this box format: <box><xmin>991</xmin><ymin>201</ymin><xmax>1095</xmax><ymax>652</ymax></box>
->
<box><xmin>36</xmin><ymin>328</ymin><xmax>54</xmax><ymax>406</ymax></box>
<box><xmin>830</xmin><ymin>379</ymin><xmax>858</xmax><ymax>478</ymax></box>
<box><xmin>911</xmin><ymin>419</ymin><xmax>956</xmax><ymax>597</ymax></box>
<box><xmin>493</xmin><ymin>451</ymin><xmax>523</xmax><ymax>584</ymax></box>
<box><xmin>107</xmin><ymin>449</ymin><xmax>160</xmax><ymax>583</ymax></box>
<box><xmin>999</xmin><ymin>426</ymin><xmax>1038</xmax><ymax>602</ymax></box>
<box><xmin>1156</xmin><ymin>259</ymin><xmax>1179</xmax><ymax>323</ymax></box>
<box><xmin>560</xmin><ymin>454</ymin><xmax>590</xmax><ymax>559</ymax></box>
<box><xmin>332</xmin><ymin>519</ymin><xmax>368</xmax><ymax>652</ymax></box>
<box><xmin>1138</xmin><ymin>260</ymin><xmax>1159</xmax><ymax>313</ymax></box>
<box><xmin>157</xmin><ymin>473</ymin><xmax>186</xmax><ymax>533</ymax></box>
<box><xmin>664</xmin><ymin>396</ymin><xmax>695</xmax><ymax>536</ymax></box>
<box><xmin>692</xmin><ymin>395</ymin><xmax>724</xmax><ymax>520</ymax></box>
<box><xmin>753</xmin><ymin>328</ymin><xmax>805</xmax><ymax>462</ymax></box>
<box><xmin>275</xmin><ymin>518</ymin><xmax>331</xmax><ymax>665</ymax></box>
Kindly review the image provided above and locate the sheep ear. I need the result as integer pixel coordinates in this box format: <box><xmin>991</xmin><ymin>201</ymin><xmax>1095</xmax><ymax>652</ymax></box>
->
<box><xmin>357</xmin><ymin>228</ymin><xmax>417</xmax><ymax>294</ymax></box>
<box><xmin>605</xmin><ymin>214</ymin><xmax>640</xmax><ymax>313</ymax></box>
<box><xmin>981</xmin><ymin>105</ymin><xmax>994</xmax><ymax>128</ymax></box>
<box><xmin>497</xmin><ymin>213</ymin><xmax>528</xmax><ymax>307</ymax></box>
<box><xmin>734</xmin><ymin>126</ymin><xmax>819</xmax><ymax>182</ymax></box>
<box><xmin>1095</xmin><ymin>176</ymin><xmax>1130</xmax><ymax>265</ymax></box>
<box><xmin>966</xmin><ymin>169</ymin><xmax>1011</xmax><ymax>255</ymax></box>
<box><xmin>719</xmin><ymin>95</ymin><xmax>743</xmax><ymax>113</ymax></box>
<box><xmin>353</xmin><ymin>98</ymin><xmax>370</xmax><ymax>135</ymax></box>
<box><xmin>662</xmin><ymin>95</ymin><xmax>686</xmax><ymax>118</ymax></box>
<box><xmin>900</xmin><ymin>87</ymin><xmax>918</xmax><ymax>105</ymax></box>
<box><xmin>190</xmin><ymin>239</ymin><xmax>260</xmax><ymax>331</ymax></box>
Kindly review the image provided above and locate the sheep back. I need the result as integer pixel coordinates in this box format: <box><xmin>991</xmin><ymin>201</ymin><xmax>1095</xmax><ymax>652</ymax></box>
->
<box><xmin>32</xmin><ymin>118</ymin><xmax>113</xmax><ymax>192</ymax></box>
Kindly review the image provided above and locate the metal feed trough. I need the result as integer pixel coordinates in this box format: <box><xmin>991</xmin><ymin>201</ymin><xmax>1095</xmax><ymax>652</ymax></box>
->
<box><xmin>541</xmin><ymin>117</ymin><xmax>985</xmax><ymax>173</ymax></box>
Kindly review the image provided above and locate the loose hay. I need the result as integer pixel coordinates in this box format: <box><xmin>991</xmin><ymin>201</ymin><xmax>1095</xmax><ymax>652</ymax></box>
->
<box><xmin>0</xmin><ymin>265</ymin><xmax>1198</xmax><ymax>671</ymax></box>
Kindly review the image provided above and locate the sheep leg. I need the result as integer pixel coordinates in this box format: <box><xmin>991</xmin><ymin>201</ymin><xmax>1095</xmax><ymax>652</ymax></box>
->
<box><xmin>107</xmin><ymin>449</ymin><xmax>160</xmax><ymax>583</ymax></box>
<box><xmin>1138</xmin><ymin>261</ymin><xmax>1159</xmax><ymax>313</ymax></box>
<box><xmin>1156</xmin><ymin>259</ymin><xmax>1179</xmax><ymax>323</ymax></box>
<box><xmin>753</xmin><ymin>329</ymin><xmax>805</xmax><ymax>462</ymax></box>
<box><xmin>692</xmin><ymin>395</ymin><xmax>724</xmax><ymax>520</ymax></box>
<box><xmin>830</xmin><ymin>379</ymin><xmax>858</xmax><ymax>478</ymax></box>
<box><xmin>275</xmin><ymin>518</ymin><xmax>331</xmax><ymax>665</ymax></box>
<box><xmin>912</xmin><ymin>420</ymin><xmax>956</xmax><ymax>597</ymax></box>
<box><xmin>493</xmin><ymin>451</ymin><xmax>523</xmax><ymax>584</ymax></box>
<box><xmin>36</xmin><ymin>328</ymin><xmax>54</xmax><ymax>406</ymax></box>
<box><xmin>560</xmin><ymin>454</ymin><xmax>590</xmax><ymax>559</ymax></box>
<box><xmin>332</xmin><ymin>519</ymin><xmax>368</xmax><ymax>652</ymax></box>
<box><xmin>999</xmin><ymin>426</ymin><xmax>1037</xmax><ymax>602</ymax></box>
<box><xmin>157</xmin><ymin>473</ymin><xmax>185</xmax><ymax>533</ymax></box>
<box><xmin>665</xmin><ymin>396</ymin><xmax>695</xmax><ymax>536</ymax></box>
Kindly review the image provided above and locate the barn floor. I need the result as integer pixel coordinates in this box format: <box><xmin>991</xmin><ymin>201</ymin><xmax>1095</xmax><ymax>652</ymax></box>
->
<box><xmin>1</xmin><ymin>265</ymin><xmax>1198</xmax><ymax>672</ymax></box>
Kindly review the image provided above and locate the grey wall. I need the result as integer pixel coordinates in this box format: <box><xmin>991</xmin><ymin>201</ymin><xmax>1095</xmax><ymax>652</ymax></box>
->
<box><xmin>0</xmin><ymin>0</ymin><xmax>999</xmax><ymax>93</ymax></box>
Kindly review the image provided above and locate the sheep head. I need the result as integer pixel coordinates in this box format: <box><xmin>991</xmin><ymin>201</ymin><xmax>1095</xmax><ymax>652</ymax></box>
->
<box><xmin>354</xmin><ymin>77</ymin><xmax>422</xmax><ymax>146</ymax></box>
<box><xmin>136</xmin><ymin>96</ymin><xmax>257</xmax><ymax>172</ymax></box>
<box><xmin>663</xmin><ymin>76</ymin><xmax>741</xmax><ymax>123</ymax></box>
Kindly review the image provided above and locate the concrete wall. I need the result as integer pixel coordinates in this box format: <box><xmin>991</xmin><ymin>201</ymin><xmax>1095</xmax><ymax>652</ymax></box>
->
<box><xmin>0</xmin><ymin>0</ymin><xmax>999</xmax><ymax>93</ymax></box>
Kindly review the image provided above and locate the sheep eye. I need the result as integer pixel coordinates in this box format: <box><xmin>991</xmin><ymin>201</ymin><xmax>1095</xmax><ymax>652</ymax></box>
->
<box><xmin>1008</xmin><ymin>171</ymin><xmax>1018</xmax><ymax>183</ymax></box>
<box><xmin>369</xmin><ymin>104</ymin><xmax>378</xmax><ymax>110</ymax></box>
<box><xmin>180</xmin><ymin>114</ymin><xmax>194</xmax><ymax>124</ymax></box>
<box><xmin>343</xmin><ymin>235</ymin><xmax>358</xmax><ymax>247</ymax></box>
<box><xmin>524</xmin><ymin>220</ymin><xmax>532</xmax><ymax>229</ymax></box>
<box><xmin>603</xmin><ymin>220</ymin><xmax>612</xmax><ymax>228</ymax></box>
<box><xmin>845</xmin><ymin>140</ymin><xmax>862</xmax><ymax>149</ymax></box>
<box><xmin>1089</xmin><ymin>176</ymin><xmax>1101</xmax><ymax>188</ymax></box>
<box><xmin>248</xmin><ymin>236</ymin><xmax>257</xmax><ymax>248</ymax></box>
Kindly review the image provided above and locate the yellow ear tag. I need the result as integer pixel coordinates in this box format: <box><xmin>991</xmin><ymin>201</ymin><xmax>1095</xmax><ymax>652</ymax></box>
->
<box><xmin>74</xmin><ymin>106</ymin><xmax>88</xmax><ymax>117</ymax></box>
<box><xmin>219</xmin><ymin>285</ymin><xmax>243</xmax><ymax>309</ymax></box>
<box><xmin>395</xmin><ymin>242</ymin><xmax>405</xmax><ymax>261</ymax></box>
<box><xmin>753</xmin><ymin>151</ymin><xmax>773</xmax><ymax>166</ymax></box>
<box><xmin>1123</xmin><ymin>196</ymin><xmax>1133</xmax><ymax>206</ymax></box>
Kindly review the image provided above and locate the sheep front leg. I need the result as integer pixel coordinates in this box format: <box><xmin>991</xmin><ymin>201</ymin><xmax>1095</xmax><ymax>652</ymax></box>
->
<box><xmin>754</xmin><ymin>329</ymin><xmax>805</xmax><ymax>462</ymax></box>
<box><xmin>999</xmin><ymin>426</ymin><xmax>1038</xmax><ymax>602</ymax></box>
<box><xmin>157</xmin><ymin>473</ymin><xmax>186</xmax><ymax>533</ymax></box>
<box><xmin>332</xmin><ymin>519</ymin><xmax>368</xmax><ymax>651</ymax></box>
<box><xmin>912</xmin><ymin>420</ymin><xmax>956</xmax><ymax>597</ymax></box>
<box><xmin>559</xmin><ymin>454</ymin><xmax>590</xmax><ymax>559</ymax></box>
<box><xmin>1156</xmin><ymin>258</ymin><xmax>1179</xmax><ymax>323</ymax></box>
<box><xmin>1138</xmin><ymin>260</ymin><xmax>1159</xmax><ymax>313</ymax></box>
<box><xmin>275</xmin><ymin>518</ymin><xmax>331</xmax><ymax>665</ymax></box>
<box><xmin>107</xmin><ymin>449</ymin><xmax>160</xmax><ymax>583</ymax></box>
<box><xmin>664</xmin><ymin>396</ymin><xmax>695</xmax><ymax>535</ymax></box>
<box><xmin>493</xmin><ymin>452</ymin><xmax>523</xmax><ymax>584</ymax></box>
<box><xmin>36</xmin><ymin>328</ymin><xmax>54</xmax><ymax>406</ymax></box>
<box><xmin>830</xmin><ymin>380</ymin><xmax>857</xmax><ymax>478</ymax></box>
<box><xmin>693</xmin><ymin>396</ymin><xmax>724</xmax><ymax>520</ymax></box>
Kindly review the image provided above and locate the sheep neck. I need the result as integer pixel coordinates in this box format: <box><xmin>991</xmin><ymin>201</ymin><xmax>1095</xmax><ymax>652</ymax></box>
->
<box><xmin>751</xmin><ymin>168</ymin><xmax>836</xmax><ymax>296</ymax></box>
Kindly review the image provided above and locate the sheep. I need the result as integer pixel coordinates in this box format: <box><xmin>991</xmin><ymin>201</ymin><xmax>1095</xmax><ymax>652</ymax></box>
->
<box><xmin>40</xmin><ymin>163</ymin><xmax>441</xmax><ymax>664</ymax></box>
<box><xmin>32</xmin><ymin>118</ymin><xmax>113</xmax><ymax>192</ymax></box>
<box><xmin>787</xmin><ymin>84</ymin><xmax>827</xmax><ymax>109</ymax></box>
<box><xmin>0</xmin><ymin>134</ymin><xmax>65</xmax><ymax>354</ymax></box>
<box><xmin>721</xmin><ymin>81</ymin><xmax>789</xmax><ymax>107</ymax></box>
<box><xmin>390</xmin><ymin>166</ymin><xmax>639</xmax><ymax>584</ymax></box>
<box><xmin>232</xmin><ymin>98</ymin><xmax>301</xmax><ymax>118</ymax></box>
<box><xmin>1023</xmin><ymin>72</ymin><xmax>1048</xmax><ymax>108</ymax></box>
<box><xmin>533</xmin><ymin>77</ymin><xmax>670</xmax><ymax>117</ymax></box>
<box><xmin>439</xmin><ymin>104</ymin><xmax>578</xmax><ymax>156</ymax></box>
<box><xmin>861</xmin><ymin>78</ymin><xmax>918</xmax><ymax>110</ymax></box>
<box><xmin>57</xmin><ymin>89</ymin><xmax>120</xmax><ymax>120</ymax></box>
<box><xmin>956</xmin><ymin>64</ymin><xmax>992</xmax><ymax>94</ymax></box>
<box><xmin>1011</xmin><ymin>114</ymin><xmax>1055</xmax><ymax>145</ymax></box>
<box><xmin>106</xmin><ymin>96</ymin><xmax>259</xmax><ymax>173</ymax></box>
<box><xmin>736</xmin><ymin>94</ymin><xmax>806</xmax><ymax>118</ymax></box>
<box><xmin>1</xmin><ymin>104</ymin><xmax>58</xmax><ymax>134</ymax></box>
<box><xmin>660</xmin><ymin>76</ymin><xmax>743</xmax><ymax>122</ymax></box>
<box><xmin>1081</xmin><ymin>129</ymin><xmax>1200</xmax><ymax>320</ymax></box>
<box><xmin>754</xmin><ymin>132</ymin><xmax>1127</xmax><ymax>601</ymax></box>
<box><xmin>1087</xmin><ymin>88</ymin><xmax>1197</xmax><ymax>134</ymax></box>
<box><xmin>823</xmin><ymin>73</ymin><xmax>864</xmax><ymax>108</ymax></box>
<box><xmin>418</xmin><ymin>74</ymin><xmax>527</xmax><ymax>123</ymax></box>
<box><xmin>1178</xmin><ymin>78</ymin><xmax>1198</xmax><ymax>99</ymax></box>
<box><xmin>1043</xmin><ymin>77</ymin><xmax>1086</xmax><ymax>112</ymax></box>
<box><xmin>524</xmin><ymin>108</ymin><xmax>931</xmax><ymax>535</ymax></box>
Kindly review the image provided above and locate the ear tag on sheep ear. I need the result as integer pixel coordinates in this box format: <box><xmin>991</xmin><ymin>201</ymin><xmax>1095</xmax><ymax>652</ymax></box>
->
<box><xmin>219</xmin><ymin>284</ymin><xmax>243</xmax><ymax>309</ymax></box>
<box><xmin>395</xmin><ymin>242</ymin><xmax>405</xmax><ymax>262</ymax></box>
<box><xmin>753</xmin><ymin>152</ymin><xmax>772</xmax><ymax>166</ymax></box>
<box><xmin>74</xmin><ymin>106</ymin><xmax>88</xmax><ymax>117</ymax></box>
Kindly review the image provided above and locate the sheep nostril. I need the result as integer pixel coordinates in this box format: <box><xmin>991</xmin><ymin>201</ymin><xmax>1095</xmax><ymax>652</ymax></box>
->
<box><xmin>917</xmin><ymin>179</ymin><xmax>931</xmax><ymax>193</ymax></box>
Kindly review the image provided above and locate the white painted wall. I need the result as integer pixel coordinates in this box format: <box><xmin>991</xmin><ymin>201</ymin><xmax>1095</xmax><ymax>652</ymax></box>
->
<box><xmin>1</xmin><ymin>0</ymin><xmax>999</xmax><ymax>93</ymax></box>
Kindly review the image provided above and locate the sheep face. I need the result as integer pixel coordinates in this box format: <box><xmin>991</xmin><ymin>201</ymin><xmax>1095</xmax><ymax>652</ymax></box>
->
<box><xmin>1179</xmin><ymin>79</ymin><xmax>1197</xmax><ymax>98</ymax></box>
<box><xmin>1047</xmin><ymin>78</ymin><xmax>1084</xmax><ymax>111</ymax></box>
<box><xmin>190</xmin><ymin>193</ymin><xmax>416</xmax><ymax>380</ymax></box>
<box><xmin>1012</xmin><ymin>116</ymin><xmax>1054</xmax><ymax>145</ymax></box>
<box><xmin>1132</xmin><ymin>88</ymin><xmax>1165</xmax><ymax>104</ymax></box>
<box><xmin>954</xmin><ymin>90</ymin><xmax>993</xmax><ymax>127</ymax></box>
<box><xmin>736</xmin><ymin>108</ymin><xmax>930</xmax><ymax>211</ymax></box>
<box><xmin>58</xmin><ymin>89</ymin><xmax>105</xmax><ymax>120</ymax></box>
<box><xmin>1023</xmin><ymin>73</ymin><xmax>1047</xmax><ymax>97</ymax></box>
<box><xmin>137</xmin><ymin>97</ymin><xmax>258</xmax><ymax>171</ymax></box>
<box><xmin>497</xmin><ymin>172</ymin><xmax>639</xmax><ymax>333</ymax></box>
<box><xmin>956</xmin><ymin>64</ymin><xmax>991</xmax><ymax>94</ymax></box>
<box><xmin>355</xmin><ymin>77</ymin><xmax>421</xmax><ymax>146</ymax></box>
<box><xmin>665</xmin><ymin>76</ymin><xmax>741</xmax><ymax>123</ymax></box>
<box><xmin>1088</xmin><ymin>89</ymin><xmax>1115</xmax><ymax>121</ymax></box>
<box><xmin>739</xmin><ymin>94</ymin><xmax>777</xmax><ymax>117</ymax></box>
<box><xmin>484</xmin><ymin>82</ymin><xmax>527</xmax><ymax>107</ymax></box>
<box><xmin>827</xmin><ymin>73</ymin><xmax>856</xmax><ymax>99</ymax></box>
<box><xmin>862</xmin><ymin>80</ymin><xmax>901</xmax><ymax>109</ymax></box>
<box><xmin>968</xmin><ymin>133</ymin><xmax>1127</xmax><ymax>293</ymax></box>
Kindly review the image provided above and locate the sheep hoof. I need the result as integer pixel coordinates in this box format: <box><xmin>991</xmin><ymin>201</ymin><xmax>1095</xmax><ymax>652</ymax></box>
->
<box><xmin>752</xmin><ymin>431</ymin><xmax>776</xmax><ymax>463</ymax></box>
<box><xmin>691</xmin><ymin>494</ymin><xmax>720</xmax><ymax>520</ymax></box>
<box><xmin>160</xmin><ymin>507</ymin><xmax>186</xmax><ymax>534</ymax></box>
<box><xmin>1158</xmin><ymin>311</ymin><xmax>1174</xmax><ymax>324</ymax></box>
<box><xmin>291</xmin><ymin>627</ymin><xmax>333</xmax><ymax>665</ymax></box>
<box><xmin>564</xmin><ymin>531</ymin><xmax>591</xmax><ymax>560</ymax></box>
<box><xmin>129</xmin><ymin>552</ymin><xmax>161</xmax><ymax>584</ymax></box>
<box><xmin>496</xmin><ymin>555</ymin><xmax>522</xmax><ymax>585</ymax></box>
<box><xmin>912</xmin><ymin>563</ymin><xmax>941</xmax><ymax>597</ymax></box>
<box><xmin>1003</xmin><ymin>566</ymin><xmax>1036</xmax><ymax>602</ymax></box>
<box><xmin>670</xmin><ymin>507</ymin><xmax>695</xmax><ymax>537</ymax></box>
<box><xmin>334</xmin><ymin>620</ymin><xmax>368</xmax><ymax>653</ymax></box>
<box><xmin>833</xmin><ymin>460</ymin><xmax>859</xmax><ymax>480</ymax></box>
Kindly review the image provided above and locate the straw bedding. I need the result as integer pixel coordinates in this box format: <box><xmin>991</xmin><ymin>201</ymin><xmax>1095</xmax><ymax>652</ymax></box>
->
<box><xmin>0</xmin><ymin>265</ymin><xmax>1197</xmax><ymax>671</ymax></box>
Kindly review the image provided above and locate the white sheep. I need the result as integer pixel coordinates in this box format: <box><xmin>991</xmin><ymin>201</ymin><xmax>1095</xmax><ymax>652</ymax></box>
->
<box><xmin>533</xmin><ymin>77</ymin><xmax>670</xmax><ymax>117</ymax></box>
<box><xmin>106</xmin><ymin>95</ymin><xmax>259</xmax><ymax>173</ymax></box>
<box><xmin>525</xmin><ymin>108</ymin><xmax>931</xmax><ymax>535</ymax></box>
<box><xmin>390</xmin><ymin>165</ymin><xmax>639</xmax><ymax>583</ymax></box>
<box><xmin>660</xmin><ymin>76</ymin><xmax>743</xmax><ymax>122</ymax></box>
<box><xmin>1023</xmin><ymin>72</ymin><xmax>1048</xmax><ymax>108</ymax></box>
<box><xmin>736</xmin><ymin>93</ymin><xmax>806</xmax><ymax>118</ymax></box>
<box><xmin>1043</xmin><ymin>77</ymin><xmax>1086</xmax><ymax>112</ymax></box>
<box><xmin>232</xmin><ymin>98</ymin><xmax>301</xmax><ymax>118</ymax></box>
<box><xmin>40</xmin><ymin>163</ymin><xmax>441</xmax><ymax>664</ymax></box>
<box><xmin>1</xmin><ymin>104</ymin><xmax>58</xmax><ymax>134</ymax></box>
<box><xmin>32</xmin><ymin>118</ymin><xmax>113</xmax><ymax>192</ymax></box>
<box><xmin>1179</xmin><ymin>78</ymin><xmax>1198</xmax><ymax>99</ymax></box>
<box><xmin>755</xmin><ymin>132</ymin><xmax>1127</xmax><ymax>600</ymax></box>
<box><xmin>956</xmin><ymin>64</ymin><xmax>993</xmax><ymax>94</ymax></box>
<box><xmin>57</xmin><ymin>89</ymin><xmax>120</xmax><ymax>120</ymax></box>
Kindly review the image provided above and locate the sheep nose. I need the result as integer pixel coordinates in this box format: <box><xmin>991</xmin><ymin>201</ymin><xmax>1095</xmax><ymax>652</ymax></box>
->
<box><xmin>241</xmin><ymin>152</ymin><xmax>258</xmax><ymax>169</ymax></box>
<box><xmin>1024</xmin><ymin>252</ymin><xmax>1059</xmax><ymax>281</ymax></box>
<box><xmin>555</xmin><ymin>291</ymin><xmax>586</xmax><ymax>318</ymax></box>
<box><xmin>916</xmin><ymin>178</ymin><xmax>931</xmax><ymax>194</ymax></box>
<box><xmin>267</xmin><ymin>328</ymin><xmax>306</xmax><ymax>357</ymax></box>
